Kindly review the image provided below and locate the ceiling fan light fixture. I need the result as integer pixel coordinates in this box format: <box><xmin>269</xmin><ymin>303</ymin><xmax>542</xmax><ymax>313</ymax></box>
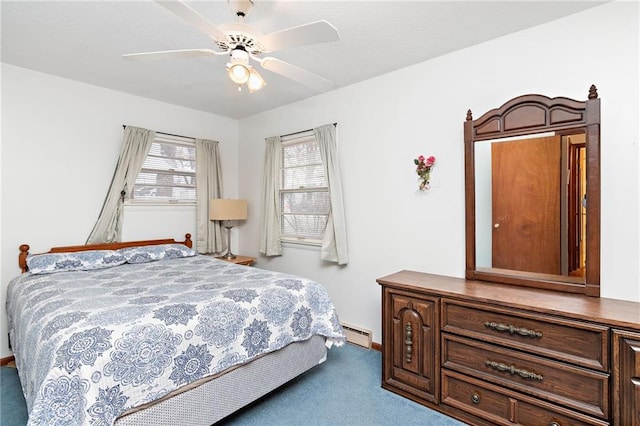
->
<box><xmin>227</xmin><ymin>47</ymin><xmax>252</xmax><ymax>83</ymax></box>
<box><xmin>247</xmin><ymin>68</ymin><xmax>266</xmax><ymax>93</ymax></box>
<box><xmin>227</xmin><ymin>63</ymin><xmax>250</xmax><ymax>84</ymax></box>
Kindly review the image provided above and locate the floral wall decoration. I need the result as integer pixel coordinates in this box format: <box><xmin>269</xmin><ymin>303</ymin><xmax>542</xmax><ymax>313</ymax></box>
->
<box><xmin>414</xmin><ymin>155</ymin><xmax>436</xmax><ymax>191</ymax></box>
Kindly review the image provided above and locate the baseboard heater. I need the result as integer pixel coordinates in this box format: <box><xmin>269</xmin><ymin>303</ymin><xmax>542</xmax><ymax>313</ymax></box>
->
<box><xmin>341</xmin><ymin>322</ymin><xmax>372</xmax><ymax>349</ymax></box>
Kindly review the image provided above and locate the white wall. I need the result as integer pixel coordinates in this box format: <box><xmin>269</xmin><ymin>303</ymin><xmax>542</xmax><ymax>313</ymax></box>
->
<box><xmin>237</xmin><ymin>1</ymin><xmax>640</xmax><ymax>345</ymax></box>
<box><xmin>0</xmin><ymin>65</ymin><xmax>239</xmax><ymax>357</ymax></box>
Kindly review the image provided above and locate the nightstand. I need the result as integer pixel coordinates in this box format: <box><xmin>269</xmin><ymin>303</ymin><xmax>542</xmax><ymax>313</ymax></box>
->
<box><xmin>217</xmin><ymin>255</ymin><xmax>256</xmax><ymax>266</ymax></box>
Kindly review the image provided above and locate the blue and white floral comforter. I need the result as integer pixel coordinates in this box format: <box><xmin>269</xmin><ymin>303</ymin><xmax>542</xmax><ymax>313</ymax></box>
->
<box><xmin>6</xmin><ymin>255</ymin><xmax>345</xmax><ymax>425</ymax></box>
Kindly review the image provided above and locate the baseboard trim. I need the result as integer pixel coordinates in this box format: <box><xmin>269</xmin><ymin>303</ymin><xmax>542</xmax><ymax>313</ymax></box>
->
<box><xmin>372</xmin><ymin>342</ymin><xmax>382</xmax><ymax>352</ymax></box>
<box><xmin>0</xmin><ymin>355</ymin><xmax>15</xmax><ymax>366</ymax></box>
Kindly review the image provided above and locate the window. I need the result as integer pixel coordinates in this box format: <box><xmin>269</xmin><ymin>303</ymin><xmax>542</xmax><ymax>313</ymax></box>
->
<box><xmin>133</xmin><ymin>133</ymin><xmax>196</xmax><ymax>202</ymax></box>
<box><xmin>280</xmin><ymin>131</ymin><xmax>330</xmax><ymax>244</ymax></box>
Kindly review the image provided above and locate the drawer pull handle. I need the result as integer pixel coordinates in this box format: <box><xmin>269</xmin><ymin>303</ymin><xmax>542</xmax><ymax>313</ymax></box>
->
<box><xmin>549</xmin><ymin>422</ymin><xmax>561</xmax><ymax>426</ymax></box>
<box><xmin>484</xmin><ymin>321</ymin><xmax>543</xmax><ymax>338</ymax></box>
<box><xmin>471</xmin><ymin>393</ymin><xmax>481</xmax><ymax>404</ymax></box>
<box><xmin>404</xmin><ymin>322</ymin><xmax>413</xmax><ymax>363</ymax></box>
<box><xmin>485</xmin><ymin>360</ymin><xmax>544</xmax><ymax>381</ymax></box>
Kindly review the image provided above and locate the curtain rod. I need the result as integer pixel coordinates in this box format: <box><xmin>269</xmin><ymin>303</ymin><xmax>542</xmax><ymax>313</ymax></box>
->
<box><xmin>122</xmin><ymin>125</ymin><xmax>191</xmax><ymax>140</ymax></box>
<box><xmin>280</xmin><ymin>122</ymin><xmax>337</xmax><ymax>138</ymax></box>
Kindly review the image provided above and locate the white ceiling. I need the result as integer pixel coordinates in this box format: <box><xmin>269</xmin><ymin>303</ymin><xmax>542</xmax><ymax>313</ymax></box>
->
<box><xmin>1</xmin><ymin>1</ymin><xmax>606</xmax><ymax>119</ymax></box>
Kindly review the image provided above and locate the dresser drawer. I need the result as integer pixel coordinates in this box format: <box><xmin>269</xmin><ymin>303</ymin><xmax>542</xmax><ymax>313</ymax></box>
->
<box><xmin>442</xmin><ymin>370</ymin><xmax>609</xmax><ymax>426</ymax></box>
<box><xmin>441</xmin><ymin>299</ymin><xmax>609</xmax><ymax>371</ymax></box>
<box><xmin>442</xmin><ymin>334</ymin><xmax>610</xmax><ymax>419</ymax></box>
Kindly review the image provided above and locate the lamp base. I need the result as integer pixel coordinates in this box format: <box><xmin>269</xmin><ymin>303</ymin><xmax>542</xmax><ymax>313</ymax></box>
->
<box><xmin>217</xmin><ymin>251</ymin><xmax>237</xmax><ymax>260</ymax></box>
<box><xmin>217</xmin><ymin>223</ymin><xmax>237</xmax><ymax>260</ymax></box>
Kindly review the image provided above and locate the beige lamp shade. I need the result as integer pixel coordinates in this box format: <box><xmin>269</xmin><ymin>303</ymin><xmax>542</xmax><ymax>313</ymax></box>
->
<box><xmin>210</xmin><ymin>199</ymin><xmax>248</xmax><ymax>221</ymax></box>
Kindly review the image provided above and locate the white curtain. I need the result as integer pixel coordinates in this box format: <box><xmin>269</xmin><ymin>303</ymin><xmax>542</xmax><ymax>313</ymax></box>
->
<box><xmin>259</xmin><ymin>136</ymin><xmax>283</xmax><ymax>256</ymax></box>
<box><xmin>195</xmin><ymin>139</ymin><xmax>224</xmax><ymax>254</ymax></box>
<box><xmin>315</xmin><ymin>124</ymin><xmax>349</xmax><ymax>265</ymax></box>
<box><xmin>87</xmin><ymin>126</ymin><xmax>155</xmax><ymax>244</ymax></box>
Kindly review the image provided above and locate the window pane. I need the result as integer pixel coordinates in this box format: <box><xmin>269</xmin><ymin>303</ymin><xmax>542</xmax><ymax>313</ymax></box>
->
<box><xmin>282</xmin><ymin>214</ymin><xmax>328</xmax><ymax>239</ymax></box>
<box><xmin>281</xmin><ymin>191</ymin><xmax>330</xmax><ymax>215</ymax></box>
<box><xmin>283</xmin><ymin>141</ymin><xmax>321</xmax><ymax>167</ymax></box>
<box><xmin>282</xmin><ymin>164</ymin><xmax>327</xmax><ymax>189</ymax></box>
<box><xmin>281</xmin><ymin>191</ymin><xmax>329</xmax><ymax>239</ymax></box>
<box><xmin>148</xmin><ymin>142</ymin><xmax>196</xmax><ymax>161</ymax></box>
<box><xmin>133</xmin><ymin>185</ymin><xmax>196</xmax><ymax>200</ymax></box>
<box><xmin>279</xmin><ymin>135</ymin><xmax>329</xmax><ymax>242</ymax></box>
<box><xmin>143</xmin><ymin>142</ymin><xmax>195</xmax><ymax>172</ymax></box>
<box><xmin>135</xmin><ymin>171</ymin><xmax>195</xmax><ymax>186</ymax></box>
<box><xmin>142</xmin><ymin>156</ymin><xmax>195</xmax><ymax>174</ymax></box>
<box><xmin>133</xmin><ymin>137</ymin><xmax>196</xmax><ymax>201</ymax></box>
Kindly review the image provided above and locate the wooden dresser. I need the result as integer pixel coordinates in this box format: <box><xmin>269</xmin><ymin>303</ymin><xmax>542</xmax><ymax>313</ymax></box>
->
<box><xmin>378</xmin><ymin>271</ymin><xmax>640</xmax><ymax>426</ymax></box>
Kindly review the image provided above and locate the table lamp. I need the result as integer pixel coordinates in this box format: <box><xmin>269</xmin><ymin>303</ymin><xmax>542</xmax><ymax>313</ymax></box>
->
<box><xmin>210</xmin><ymin>199</ymin><xmax>248</xmax><ymax>259</ymax></box>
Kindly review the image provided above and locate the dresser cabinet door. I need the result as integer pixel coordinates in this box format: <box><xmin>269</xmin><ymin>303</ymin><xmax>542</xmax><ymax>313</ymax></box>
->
<box><xmin>382</xmin><ymin>288</ymin><xmax>439</xmax><ymax>404</ymax></box>
<box><xmin>612</xmin><ymin>329</ymin><xmax>640</xmax><ymax>426</ymax></box>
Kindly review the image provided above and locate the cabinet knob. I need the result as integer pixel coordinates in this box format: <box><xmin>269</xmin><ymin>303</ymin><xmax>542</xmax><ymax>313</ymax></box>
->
<box><xmin>494</xmin><ymin>223</ymin><xmax>500</xmax><ymax>229</ymax></box>
<box><xmin>548</xmin><ymin>422</ymin><xmax>561</xmax><ymax>426</ymax></box>
<box><xmin>471</xmin><ymin>393</ymin><xmax>481</xmax><ymax>404</ymax></box>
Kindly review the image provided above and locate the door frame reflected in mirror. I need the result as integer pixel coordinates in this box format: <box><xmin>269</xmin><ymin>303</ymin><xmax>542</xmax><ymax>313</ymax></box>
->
<box><xmin>464</xmin><ymin>85</ymin><xmax>601</xmax><ymax>297</ymax></box>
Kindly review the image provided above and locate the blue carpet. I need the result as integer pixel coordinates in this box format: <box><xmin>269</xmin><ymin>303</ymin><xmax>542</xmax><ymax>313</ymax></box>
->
<box><xmin>0</xmin><ymin>366</ymin><xmax>29</xmax><ymax>426</ymax></box>
<box><xmin>218</xmin><ymin>343</ymin><xmax>463</xmax><ymax>425</ymax></box>
<box><xmin>1</xmin><ymin>344</ymin><xmax>464</xmax><ymax>425</ymax></box>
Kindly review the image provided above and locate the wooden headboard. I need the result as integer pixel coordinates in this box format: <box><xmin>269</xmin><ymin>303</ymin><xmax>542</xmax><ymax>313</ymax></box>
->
<box><xmin>19</xmin><ymin>233</ymin><xmax>193</xmax><ymax>273</ymax></box>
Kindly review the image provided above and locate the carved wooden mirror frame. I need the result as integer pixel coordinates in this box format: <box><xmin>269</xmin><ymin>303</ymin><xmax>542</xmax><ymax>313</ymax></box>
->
<box><xmin>464</xmin><ymin>85</ymin><xmax>601</xmax><ymax>296</ymax></box>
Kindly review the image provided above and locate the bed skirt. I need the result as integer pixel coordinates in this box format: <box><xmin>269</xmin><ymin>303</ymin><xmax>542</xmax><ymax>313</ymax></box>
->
<box><xmin>114</xmin><ymin>335</ymin><xmax>328</xmax><ymax>425</ymax></box>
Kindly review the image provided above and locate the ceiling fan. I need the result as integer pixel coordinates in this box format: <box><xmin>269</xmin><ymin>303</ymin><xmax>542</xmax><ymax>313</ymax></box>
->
<box><xmin>123</xmin><ymin>0</ymin><xmax>340</xmax><ymax>93</ymax></box>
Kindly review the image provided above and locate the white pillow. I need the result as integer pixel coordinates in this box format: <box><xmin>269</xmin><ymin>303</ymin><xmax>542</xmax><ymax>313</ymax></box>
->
<box><xmin>118</xmin><ymin>244</ymin><xmax>197</xmax><ymax>264</ymax></box>
<box><xmin>27</xmin><ymin>250</ymin><xmax>127</xmax><ymax>274</ymax></box>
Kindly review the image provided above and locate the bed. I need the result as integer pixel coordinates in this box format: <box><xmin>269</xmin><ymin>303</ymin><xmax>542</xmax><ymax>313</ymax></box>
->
<box><xmin>7</xmin><ymin>234</ymin><xmax>345</xmax><ymax>426</ymax></box>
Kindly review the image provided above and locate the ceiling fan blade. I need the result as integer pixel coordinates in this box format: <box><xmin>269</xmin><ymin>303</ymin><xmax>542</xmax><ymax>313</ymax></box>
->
<box><xmin>258</xmin><ymin>57</ymin><xmax>335</xmax><ymax>92</ymax></box>
<box><xmin>155</xmin><ymin>1</ymin><xmax>227</xmax><ymax>42</ymax></box>
<box><xmin>123</xmin><ymin>49</ymin><xmax>224</xmax><ymax>61</ymax></box>
<box><xmin>259</xmin><ymin>20</ymin><xmax>339</xmax><ymax>53</ymax></box>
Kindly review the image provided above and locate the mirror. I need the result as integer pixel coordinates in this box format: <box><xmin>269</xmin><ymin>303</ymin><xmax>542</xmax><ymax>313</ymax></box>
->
<box><xmin>464</xmin><ymin>85</ymin><xmax>601</xmax><ymax>296</ymax></box>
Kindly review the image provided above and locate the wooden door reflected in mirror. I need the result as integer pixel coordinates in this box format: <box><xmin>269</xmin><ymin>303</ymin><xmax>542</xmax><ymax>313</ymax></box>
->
<box><xmin>464</xmin><ymin>86</ymin><xmax>600</xmax><ymax>296</ymax></box>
